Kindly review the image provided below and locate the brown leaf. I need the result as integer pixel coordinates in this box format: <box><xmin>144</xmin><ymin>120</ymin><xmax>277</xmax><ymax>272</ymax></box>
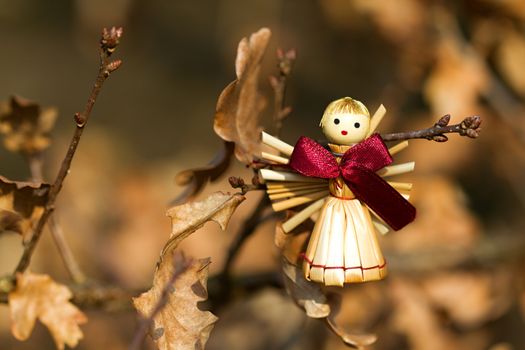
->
<box><xmin>162</xmin><ymin>191</ymin><xmax>245</xmax><ymax>257</ymax></box>
<box><xmin>421</xmin><ymin>271</ymin><xmax>513</xmax><ymax>328</ymax></box>
<box><xmin>0</xmin><ymin>96</ymin><xmax>57</xmax><ymax>155</ymax></box>
<box><xmin>8</xmin><ymin>272</ymin><xmax>87</xmax><ymax>350</ymax></box>
<box><xmin>172</xmin><ymin>141</ymin><xmax>235</xmax><ymax>205</ymax></box>
<box><xmin>350</xmin><ymin>0</ymin><xmax>426</xmax><ymax>43</ymax></box>
<box><xmin>214</xmin><ymin>28</ymin><xmax>270</xmax><ymax>164</ymax></box>
<box><xmin>390</xmin><ymin>278</ymin><xmax>489</xmax><ymax>350</ymax></box>
<box><xmin>424</xmin><ymin>37</ymin><xmax>488</xmax><ymax>118</ymax></box>
<box><xmin>0</xmin><ymin>176</ymin><xmax>50</xmax><ymax>238</ymax></box>
<box><xmin>133</xmin><ymin>251</ymin><xmax>218</xmax><ymax>350</ymax></box>
<box><xmin>281</xmin><ymin>258</ymin><xmax>331</xmax><ymax>318</ymax></box>
<box><xmin>495</xmin><ymin>27</ymin><xmax>525</xmax><ymax>98</ymax></box>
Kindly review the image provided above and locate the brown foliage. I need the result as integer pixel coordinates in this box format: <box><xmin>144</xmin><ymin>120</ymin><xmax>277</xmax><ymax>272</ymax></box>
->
<box><xmin>0</xmin><ymin>96</ymin><xmax>57</xmax><ymax>156</ymax></box>
<box><xmin>8</xmin><ymin>272</ymin><xmax>87</xmax><ymax>350</ymax></box>
<box><xmin>163</xmin><ymin>191</ymin><xmax>245</xmax><ymax>257</ymax></box>
<box><xmin>133</xmin><ymin>252</ymin><xmax>218</xmax><ymax>350</ymax></box>
<box><xmin>214</xmin><ymin>28</ymin><xmax>270</xmax><ymax>164</ymax></box>
<box><xmin>0</xmin><ymin>176</ymin><xmax>50</xmax><ymax>238</ymax></box>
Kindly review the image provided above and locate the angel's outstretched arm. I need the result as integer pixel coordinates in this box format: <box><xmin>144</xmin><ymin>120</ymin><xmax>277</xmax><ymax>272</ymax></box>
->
<box><xmin>260</xmin><ymin>131</ymin><xmax>294</xmax><ymax>164</ymax></box>
<box><xmin>380</xmin><ymin>114</ymin><xmax>481</xmax><ymax>143</ymax></box>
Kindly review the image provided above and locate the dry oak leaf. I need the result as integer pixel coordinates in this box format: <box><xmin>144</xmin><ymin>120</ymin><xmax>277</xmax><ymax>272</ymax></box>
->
<box><xmin>162</xmin><ymin>191</ymin><xmax>245</xmax><ymax>257</ymax></box>
<box><xmin>0</xmin><ymin>176</ymin><xmax>50</xmax><ymax>238</ymax></box>
<box><xmin>133</xmin><ymin>251</ymin><xmax>218</xmax><ymax>350</ymax></box>
<box><xmin>214</xmin><ymin>28</ymin><xmax>270</xmax><ymax>164</ymax></box>
<box><xmin>8</xmin><ymin>272</ymin><xmax>87</xmax><ymax>350</ymax></box>
<box><xmin>0</xmin><ymin>96</ymin><xmax>57</xmax><ymax>155</ymax></box>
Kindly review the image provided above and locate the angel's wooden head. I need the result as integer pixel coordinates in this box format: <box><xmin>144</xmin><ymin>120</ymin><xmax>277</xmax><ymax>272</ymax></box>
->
<box><xmin>319</xmin><ymin>97</ymin><xmax>370</xmax><ymax>145</ymax></box>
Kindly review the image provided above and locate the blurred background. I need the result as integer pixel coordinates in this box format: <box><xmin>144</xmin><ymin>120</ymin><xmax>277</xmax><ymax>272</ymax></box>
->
<box><xmin>1</xmin><ymin>0</ymin><xmax>525</xmax><ymax>349</ymax></box>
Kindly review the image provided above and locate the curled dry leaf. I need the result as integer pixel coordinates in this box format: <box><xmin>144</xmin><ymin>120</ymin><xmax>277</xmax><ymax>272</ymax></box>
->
<box><xmin>133</xmin><ymin>251</ymin><xmax>218</xmax><ymax>350</ymax></box>
<box><xmin>214</xmin><ymin>28</ymin><xmax>270</xmax><ymax>164</ymax></box>
<box><xmin>132</xmin><ymin>191</ymin><xmax>243</xmax><ymax>349</ymax></box>
<box><xmin>0</xmin><ymin>96</ymin><xmax>57</xmax><ymax>155</ymax></box>
<box><xmin>172</xmin><ymin>141</ymin><xmax>235</xmax><ymax>205</ymax></box>
<box><xmin>281</xmin><ymin>258</ymin><xmax>330</xmax><ymax>318</ymax></box>
<box><xmin>162</xmin><ymin>191</ymin><xmax>245</xmax><ymax>257</ymax></box>
<box><xmin>8</xmin><ymin>272</ymin><xmax>87</xmax><ymax>350</ymax></box>
<box><xmin>325</xmin><ymin>290</ymin><xmax>378</xmax><ymax>348</ymax></box>
<box><xmin>326</xmin><ymin>317</ymin><xmax>378</xmax><ymax>349</ymax></box>
<box><xmin>0</xmin><ymin>175</ymin><xmax>50</xmax><ymax>238</ymax></box>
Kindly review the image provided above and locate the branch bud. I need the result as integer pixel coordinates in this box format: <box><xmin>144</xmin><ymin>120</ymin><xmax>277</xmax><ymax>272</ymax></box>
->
<box><xmin>436</xmin><ymin>114</ymin><xmax>450</xmax><ymax>127</ymax></box>
<box><xmin>100</xmin><ymin>27</ymin><xmax>123</xmax><ymax>56</ymax></box>
<box><xmin>432</xmin><ymin>134</ymin><xmax>448</xmax><ymax>142</ymax></box>
<box><xmin>74</xmin><ymin>112</ymin><xmax>86</xmax><ymax>127</ymax></box>
<box><xmin>228</xmin><ymin>176</ymin><xmax>245</xmax><ymax>189</ymax></box>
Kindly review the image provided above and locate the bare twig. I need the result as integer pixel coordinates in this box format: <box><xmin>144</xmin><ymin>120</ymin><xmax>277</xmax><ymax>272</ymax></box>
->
<box><xmin>14</xmin><ymin>26</ymin><xmax>124</xmax><ymax>274</ymax></box>
<box><xmin>129</xmin><ymin>253</ymin><xmax>192</xmax><ymax>350</ymax></box>
<box><xmin>48</xmin><ymin>216</ymin><xmax>87</xmax><ymax>284</ymax></box>
<box><xmin>269</xmin><ymin>49</ymin><xmax>295</xmax><ymax>136</ymax></box>
<box><xmin>381</xmin><ymin>114</ymin><xmax>482</xmax><ymax>142</ymax></box>
<box><xmin>0</xmin><ymin>275</ymin><xmax>136</xmax><ymax>310</ymax></box>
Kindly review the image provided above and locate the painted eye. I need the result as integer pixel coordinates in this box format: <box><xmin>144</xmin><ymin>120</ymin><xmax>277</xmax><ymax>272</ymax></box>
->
<box><xmin>354</xmin><ymin>122</ymin><xmax>360</xmax><ymax>128</ymax></box>
<box><xmin>334</xmin><ymin>118</ymin><xmax>340</xmax><ymax>125</ymax></box>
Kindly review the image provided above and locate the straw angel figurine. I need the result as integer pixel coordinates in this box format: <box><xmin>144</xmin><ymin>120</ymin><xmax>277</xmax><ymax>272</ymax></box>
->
<box><xmin>259</xmin><ymin>97</ymin><xmax>481</xmax><ymax>287</ymax></box>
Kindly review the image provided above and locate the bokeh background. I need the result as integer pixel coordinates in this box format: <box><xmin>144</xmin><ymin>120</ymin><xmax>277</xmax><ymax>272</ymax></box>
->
<box><xmin>1</xmin><ymin>0</ymin><xmax>525</xmax><ymax>349</ymax></box>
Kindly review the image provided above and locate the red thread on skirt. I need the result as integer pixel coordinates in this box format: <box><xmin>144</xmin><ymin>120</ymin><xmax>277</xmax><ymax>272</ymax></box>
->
<box><xmin>331</xmin><ymin>194</ymin><xmax>355</xmax><ymax>200</ymax></box>
<box><xmin>299</xmin><ymin>253</ymin><xmax>387</xmax><ymax>270</ymax></box>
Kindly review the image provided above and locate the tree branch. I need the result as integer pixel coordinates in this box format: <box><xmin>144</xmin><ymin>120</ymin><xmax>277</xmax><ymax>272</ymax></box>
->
<box><xmin>381</xmin><ymin>114</ymin><xmax>482</xmax><ymax>142</ymax></box>
<box><xmin>14</xmin><ymin>27</ymin><xmax>124</xmax><ymax>274</ymax></box>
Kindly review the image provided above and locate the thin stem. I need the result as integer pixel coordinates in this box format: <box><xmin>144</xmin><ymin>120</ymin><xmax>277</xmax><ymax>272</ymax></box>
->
<box><xmin>48</xmin><ymin>216</ymin><xmax>87</xmax><ymax>284</ymax></box>
<box><xmin>14</xmin><ymin>27</ymin><xmax>123</xmax><ymax>274</ymax></box>
<box><xmin>27</xmin><ymin>154</ymin><xmax>87</xmax><ymax>284</ymax></box>
<box><xmin>128</xmin><ymin>254</ymin><xmax>191</xmax><ymax>350</ymax></box>
<box><xmin>381</xmin><ymin>114</ymin><xmax>481</xmax><ymax>142</ymax></box>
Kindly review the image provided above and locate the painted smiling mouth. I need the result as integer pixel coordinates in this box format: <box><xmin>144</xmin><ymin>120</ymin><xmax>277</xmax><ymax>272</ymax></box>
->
<box><xmin>341</xmin><ymin>130</ymin><xmax>348</xmax><ymax>135</ymax></box>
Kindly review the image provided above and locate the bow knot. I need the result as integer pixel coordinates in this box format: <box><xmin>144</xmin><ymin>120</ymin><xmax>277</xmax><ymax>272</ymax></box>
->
<box><xmin>288</xmin><ymin>134</ymin><xmax>416</xmax><ymax>231</ymax></box>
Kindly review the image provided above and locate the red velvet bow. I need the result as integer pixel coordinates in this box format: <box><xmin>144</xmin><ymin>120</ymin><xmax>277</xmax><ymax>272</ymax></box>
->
<box><xmin>288</xmin><ymin>134</ymin><xmax>416</xmax><ymax>231</ymax></box>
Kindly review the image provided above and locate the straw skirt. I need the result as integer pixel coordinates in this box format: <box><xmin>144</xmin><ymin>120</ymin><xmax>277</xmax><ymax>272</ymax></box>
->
<box><xmin>302</xmin><ymin>196</ymin><xmax>387</xmax><ymax>287</ymax></box>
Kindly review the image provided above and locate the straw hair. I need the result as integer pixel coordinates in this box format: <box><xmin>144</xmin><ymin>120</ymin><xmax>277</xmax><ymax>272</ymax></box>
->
<box><xmin>319</xmin><ymin>97</ymin><xmax>370</xmax><ymax>127</ymax></box>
